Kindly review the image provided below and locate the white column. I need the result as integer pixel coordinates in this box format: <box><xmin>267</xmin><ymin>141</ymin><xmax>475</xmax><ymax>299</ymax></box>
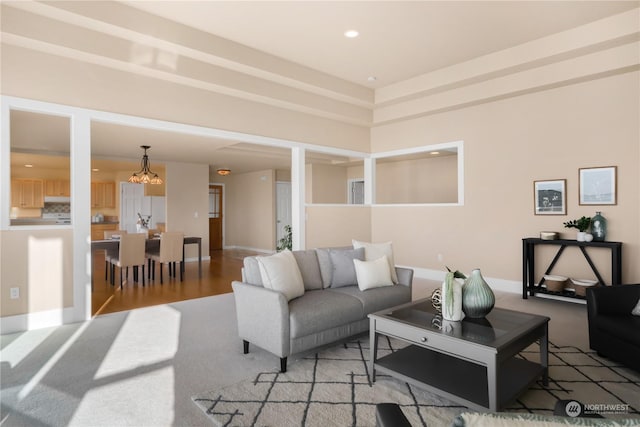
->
<box><xmin>291</xmin><ymin>147</ymin><xmax>305</xmax><ymax>250</ymax></box>
<box><xmin>70</xmin><ymin>112</ymin><xmax>92</xmax><ymax>322</ymax></box>
<box><xmin>0</xmin><ymin>101</ymin><xmax>10</xmax><ymax>230</ymax></box>
<box><xmin>364</xmin><ymin>157</ymin><xmax>375</xmax><ymax>205</ymax></box>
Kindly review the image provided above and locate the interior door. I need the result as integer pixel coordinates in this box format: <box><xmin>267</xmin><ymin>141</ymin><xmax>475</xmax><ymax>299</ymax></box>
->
<box><xmin>209</xmin><ymin>184</ymin><xmax>223</xmax><ymax>251</ymax></box>
<box><xmin>276</xmin><ymin>182</ymin><xmax>292</xmax><ymax>247</ymax></box>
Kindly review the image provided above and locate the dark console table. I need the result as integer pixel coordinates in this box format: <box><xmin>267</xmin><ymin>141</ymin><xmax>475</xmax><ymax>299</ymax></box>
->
<box><xmin>522</xmin><ymin>238</ymin><xmax>622</xmax><ymax>300</ymax></box>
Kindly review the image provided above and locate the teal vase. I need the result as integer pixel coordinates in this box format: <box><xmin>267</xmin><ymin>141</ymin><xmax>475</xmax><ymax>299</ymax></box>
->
<box><xmin>591</xmin><ymin>211</ymin><xmax>607</xmax><ymax>242</ymax></box>
<box><xmin>462</xmin><ymin>269</ymin><xmax>495</xmax><ymax>318</ymax></box>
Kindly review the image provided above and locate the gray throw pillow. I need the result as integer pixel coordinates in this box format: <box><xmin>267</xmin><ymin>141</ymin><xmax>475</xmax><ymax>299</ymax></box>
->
<box><xmin>292</xmin><ymin>250</ymin><xmax>323</xmax><ymax>290</ymax></box>
<box><xmin>329</xmin><ymin>247</ymin><xmax>365</xmax><ymax>288</ymax></box>
<box><xmin>315</xmin><ymin>248</ymin><xmax>333</xmax><ymax>288</ymax></box>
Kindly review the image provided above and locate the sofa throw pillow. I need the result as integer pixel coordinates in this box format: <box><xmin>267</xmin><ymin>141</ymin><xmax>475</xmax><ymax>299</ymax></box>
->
<box><xmin>354</xmin><ymin>255</ymin><xmax>394</xmax><ymax>291</ymax></box>
<box><xmin>633</xmin><ymin>298</ymin><xmax>640</xmax><ymax>316</ymax></box>
<box><xmin>292</xmin><ymin>250</ymin><xmax>323</xmax><ymax>290</ymax></box>
<box><xmin>257</xmin><ymin>250</ymin><xmax>305</xmax><ymax>301</ymax></box>
<box><xmin>315</xmin><ymin>248</ymin><xmax>333</xmax><ymax>288</ymax></box>
<box><xmin>352</xmin><ymin>240</ymin><xmax>398</xmax><ymax>284</ymax></box>
<box><xmin>329</xmin><ymin>247</ymin><xmax>365</xmax><ymax>288</ymax></box>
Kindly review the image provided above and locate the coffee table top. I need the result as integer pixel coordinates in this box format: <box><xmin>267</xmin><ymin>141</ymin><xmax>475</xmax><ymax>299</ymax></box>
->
<box><xmin>371</xmin><ymin>298</ymin><xmax>549</xmax><ymax>350</ymax></box>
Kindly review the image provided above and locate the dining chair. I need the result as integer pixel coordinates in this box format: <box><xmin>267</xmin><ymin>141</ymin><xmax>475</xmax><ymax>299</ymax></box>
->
<box><xmin>103</xmin><ymin>230</ymin><xmax>127</xmax><ymax>281</ymax></box>
<box><xmin>109</xmin><ymin>233</ymin><xmax>147</xmax><ymax>288</ymax></box>
<box><xmin>148</xmin><ymin>232</ymin><xmax>184</xmax><ymax>284</ymax></box>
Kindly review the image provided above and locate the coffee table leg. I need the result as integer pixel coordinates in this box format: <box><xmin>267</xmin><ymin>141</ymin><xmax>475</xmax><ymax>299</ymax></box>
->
<box><xmin>369</xmin><ymin>319</ymin><xmax>378</xmax><ymax>385</ymax></box>
<box><xmin>541</xmin><ymin>323</ymin><xmax>549</xmax><ymax>386</ymax></box>
<box><xmin>487</xmin><ymin>356</ymin><xmax>498</xmax><ymax>411</ymax></box>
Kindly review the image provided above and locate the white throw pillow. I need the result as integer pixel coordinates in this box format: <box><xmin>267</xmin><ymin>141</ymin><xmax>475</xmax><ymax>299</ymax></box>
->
<box><xmin>632</xmin><ymin>298</ymin><xmax>640</xmax><ymax>316</ymax></box>
<box><xmin>257</xmin><ymin>250</ymin><xmax>305</xmax><ymax>301</ymax></box>
<box><xmin>352</xmin><ymin>240</ymin><xmax>398</xmax><ymax>284</ymax></box>
<box><xmin>353</xmin><ymin>255</ymin><xmax>394</xmax><ymax>291</ymax></box>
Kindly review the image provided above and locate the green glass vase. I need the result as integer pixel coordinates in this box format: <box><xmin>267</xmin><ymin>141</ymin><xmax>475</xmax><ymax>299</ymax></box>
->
<box><xmin>591</xmin><ymin>211</ymin><xmax>607</xmax><ymax>242</ymax></box>
<box><xmin>462</xmin><ymin>269</ymin><xmax>495</xmax><ymax>318</ymax></box>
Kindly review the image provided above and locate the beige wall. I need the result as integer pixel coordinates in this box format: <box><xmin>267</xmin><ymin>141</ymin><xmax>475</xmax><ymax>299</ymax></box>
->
<box><xmin>376</xmin><ymin>155</ymin><xmax>458</xmax><ymax>204</ymax></box>
<box><xmin>371</xmin><ymin>71</ymin><xmax>640</xmax><ymax>286</ymax></box>
<box><xmin>306</xmin><ymin>206</ymin><xmax>371</xmax><ymax>249</ymax></box>
<box><xmin>224</xmin><ymin>169</ymin><xmax>276</xmax><ymax>251</ymax></box>
<box><xmin>0</xmin><ymin>229</ymin><xmax>74</xmax><ymax>317</ymax></box>
<box><xmin>165</xmin><ymin>162</ymin><xmax>210</xmax><ymax>259</ymax></box>
<box><xmin>308</xmin><ymin>164</ymin><xmax>348</xmax><ymax>204</ymax></box>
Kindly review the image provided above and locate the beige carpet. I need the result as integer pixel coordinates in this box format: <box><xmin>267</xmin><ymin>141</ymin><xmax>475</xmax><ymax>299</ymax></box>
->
<box><xmin>193</xmin><ymin>336</ymin><xmax>640</xmax><ymax>426</ymax></box>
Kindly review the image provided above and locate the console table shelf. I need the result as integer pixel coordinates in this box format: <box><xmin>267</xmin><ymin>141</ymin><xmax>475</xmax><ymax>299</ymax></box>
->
<box><xmin>522</xmin><ymin>238</ymin><xmax>622</xmax><ymax>300</ymax></box>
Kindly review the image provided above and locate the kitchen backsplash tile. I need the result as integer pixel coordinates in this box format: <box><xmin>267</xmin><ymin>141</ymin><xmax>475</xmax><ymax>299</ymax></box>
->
<box><xmin>43</xmin><ymin>203</ymin><xmax>71</xmax><ymax>214</ymax></box>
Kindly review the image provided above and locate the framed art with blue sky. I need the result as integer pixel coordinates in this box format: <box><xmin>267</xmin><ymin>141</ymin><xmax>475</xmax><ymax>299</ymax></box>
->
<box><xmin>579</xmin><ymin>166</ymin><xmax>617</xmax><ymax>205</ymax></box>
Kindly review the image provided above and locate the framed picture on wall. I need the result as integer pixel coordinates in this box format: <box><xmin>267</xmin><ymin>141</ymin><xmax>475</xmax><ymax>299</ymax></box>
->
<box><xmin>534</xmin><ymin>179</ymin><xmax>566</xmax><ymax>215</ymax></box>
<box><xmin>579</xmin><ymin>166</ymin><xmax>617</xmax><ymax>205</ymax></box>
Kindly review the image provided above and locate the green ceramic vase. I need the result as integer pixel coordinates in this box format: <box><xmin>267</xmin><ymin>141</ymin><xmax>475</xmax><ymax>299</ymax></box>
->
<box><xmin>462</xmin><ymin>269</ymin><xmax>495</xmax><ymax>318</ymax></box>
<box><xmin>591</xmin><ymin>211</ymin><xmax>607</xmax><ymax>242</ymax></box>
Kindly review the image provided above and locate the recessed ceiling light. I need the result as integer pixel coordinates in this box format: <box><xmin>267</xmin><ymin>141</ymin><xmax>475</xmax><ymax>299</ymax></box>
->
<box><xmin>24</xmin><ymin>164</ymin><xmax>33</xmax><ymax>168</ymax></box>
<box><xmin>92</xmin><ymin>168</ymin><xmax>100</xmax><ymax>172</ymax></box>
<box><xmin>367</xmin><ymin>76</ymin><xmax>377</xmax><ymax>82</ymax></box>
<box><xmin>344</xmin><ymin>30</ymin><xmax>359</xmax><ymax>38</ymax></box>
<box><xmin>430</xmin><ymin>151</ymin><xmax>440</xmax><ymax>155</ymax></box>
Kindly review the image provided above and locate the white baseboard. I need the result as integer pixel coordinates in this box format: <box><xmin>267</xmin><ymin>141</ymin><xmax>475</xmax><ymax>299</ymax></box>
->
<box><xmin>223</xmin><ymin>245</ymin><xmax>274</xmax><ymax>254</ymax></box>
<box><xmin>407</xmin><ymin>266</ymin><xmax>522</xmax><ymax>295</ymax></box>
<box><xmin>1</xmin><ymin>307</ymin><xmax>78</xmax><ymax>335</ymax></box>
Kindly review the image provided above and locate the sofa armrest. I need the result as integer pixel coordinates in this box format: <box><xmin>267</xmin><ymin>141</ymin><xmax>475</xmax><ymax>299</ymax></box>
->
<box><xmin>395</xmin><ymin>267</ymin><xmax>413</xmax><ymax>288</ymax></box>
<box><xmin>587</xmin><ymin>284</ymin><xmax>640</xmax><ymax>317</ymax></box>
<box><xmin>232</xmin><ymin>281</ymin><xmax>291</xmax><ymax>358</ymax></box>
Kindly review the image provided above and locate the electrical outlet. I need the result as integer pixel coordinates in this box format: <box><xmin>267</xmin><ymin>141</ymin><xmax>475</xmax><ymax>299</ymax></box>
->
<box><xmin>10</xmin><ymin>287</ymin><xmax>19</xmax><ymax>299</ymax></box>
<box><xmin>437</xmin><ymin>253</ymin><xmax>443</xmax><ymax>263</ymax></box>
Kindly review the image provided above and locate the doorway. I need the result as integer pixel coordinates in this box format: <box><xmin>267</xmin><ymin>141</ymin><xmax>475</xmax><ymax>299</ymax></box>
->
<box><xmin>209</xmin><ymin>184</ymin><xmax>223</xmax><ymax>251</ymax></box>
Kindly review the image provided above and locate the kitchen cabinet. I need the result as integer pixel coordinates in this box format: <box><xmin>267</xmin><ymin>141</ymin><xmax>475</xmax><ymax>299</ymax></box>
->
<box><xmin>45</xmin><ymin>179</ymin><xmax>71</xmax><ymax>197</ymax></box>
<box><xmin>91</xmin><ymin>223</ymin><xmax>118</xmax><ymax>241</ymax></box>
<box><xmin>144</xmin><ymin>182</ymin><xmax>165</xmax><ymax>196</ymax></box>
<box><xmin>11</xmin><ymin>179</ymin><xmax>45</xmax><ymax>208</ymax></box>
<box><xmin>91</xmin><ymin>181</ymin><xmax>116</xmax><ymax>208</ymax></box>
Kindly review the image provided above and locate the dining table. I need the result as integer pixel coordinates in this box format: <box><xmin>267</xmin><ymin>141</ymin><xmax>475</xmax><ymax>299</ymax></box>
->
<box><xmin>91</xmin><ymin>236</ymin><xmax>203</xmax><ymax>278</ymax></box>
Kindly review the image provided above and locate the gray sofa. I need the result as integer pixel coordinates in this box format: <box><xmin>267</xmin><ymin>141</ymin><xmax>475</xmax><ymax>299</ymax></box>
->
<box><xmin>232</xmin><ymin>247</ymin><xmax>413</xmax><ymax>372</ymax></box>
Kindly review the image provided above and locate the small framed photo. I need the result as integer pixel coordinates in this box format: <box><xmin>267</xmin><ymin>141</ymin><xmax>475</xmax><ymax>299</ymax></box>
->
<box><xmin>534</xmin><ymin>179</ymin><xmax>566</xmax><ymax>215</ymax></box>
<box><xmin>579</xmin><ymin>166</ymin><xmax>617</xmax><ymax>205</ymax></box>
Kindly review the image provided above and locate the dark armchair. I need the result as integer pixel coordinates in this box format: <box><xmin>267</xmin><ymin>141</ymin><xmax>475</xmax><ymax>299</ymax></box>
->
<box><xmin>586</xmin><ymin>284</ymin><xmax>640</xmax><ymax>372</ymax></box>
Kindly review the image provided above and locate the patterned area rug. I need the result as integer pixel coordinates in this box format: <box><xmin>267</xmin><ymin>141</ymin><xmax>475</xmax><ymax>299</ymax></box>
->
<box><xmin>192</xmin><ymin>336</ymin><xmax>640</xmax><ymax>426</ymax></box>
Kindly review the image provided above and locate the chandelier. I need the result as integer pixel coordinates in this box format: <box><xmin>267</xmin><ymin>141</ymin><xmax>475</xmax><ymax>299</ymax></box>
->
<box><xmin>128</xmin><ymin>145</ymin><xmax>163</xmax><ymax>184</ymax></box>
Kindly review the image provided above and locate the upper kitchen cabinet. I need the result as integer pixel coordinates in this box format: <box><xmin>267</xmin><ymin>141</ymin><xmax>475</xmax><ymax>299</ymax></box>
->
<box><xmin>144</xmin><ymin>182</ymin><xmax>165</xmax><ymax>196</ymax></box>
<box><xmin>45</xmin><ymin>179</ymin><xmax>71</xmax><ymax>197</ymax></box>
<box><xmin>91</xmin><ymin>181</ymin><xmax>116</xmax><ymax>208</ymax></box>
<box><xmin>11</xmin><ymin>179</ymin><xmax>45</xmax><ymax>208</ymax></box>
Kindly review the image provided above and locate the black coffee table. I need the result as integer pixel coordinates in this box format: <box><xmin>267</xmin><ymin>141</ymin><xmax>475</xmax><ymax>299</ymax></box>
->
<box><xmin>369</xmin><ymin>298</ymin><xmax>549</xmax><ymax>412</ymax></box>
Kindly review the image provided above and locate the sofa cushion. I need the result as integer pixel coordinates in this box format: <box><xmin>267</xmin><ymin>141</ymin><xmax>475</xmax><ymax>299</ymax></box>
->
<box><xmin>353</xmin><ymin>240</ymin><xmax>398</xmax><ymax>284</ymax></box>
<box><xmin>327</xmin><ymin>284</ymin><xmax>411</xmax><ymax>315</ymax></box>
<box><xmin>353</xmin><ymin>255</ymin><xmax>394</xmax><ymax>291</ymax></box>
<box><xmin>329</xmin><ymin>247</ymin><xmax>365</xmax><ymax>288</ymax></box>
<box><xmin>288</xmin><ymin>290</ymin><xmax>364</xmax><ymax>338</ymax></box>
<box><xmin>243</xmin><ymin>256</ymin><xmax>263</xmax><ymax>286</ymax></box>
<box><xmin>292</xmin><ymin>250</ymin><xmax>323</xmax><ymax>291</ymax></box>
<box><xmin>257</xmin><ymin>250</ymin><xmax>305</xmax><ymax>301</ymax></box>
<box><xmin>593</xmin><ymin>315</ymin><xmax>640</xmax><ymax>346</ymax></box>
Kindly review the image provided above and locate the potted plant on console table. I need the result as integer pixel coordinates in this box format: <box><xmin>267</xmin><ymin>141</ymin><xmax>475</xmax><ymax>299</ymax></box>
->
<box><xmin>563</xmin><ymin>216</ymin><xmax>592</xmax><ymax>242</ymax></box>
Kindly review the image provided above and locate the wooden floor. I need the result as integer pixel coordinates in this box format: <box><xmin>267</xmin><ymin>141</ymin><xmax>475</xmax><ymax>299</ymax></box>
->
<box><xmin>91</xmin><ymin>249</ymin><xmax>257</xmax><ymax>316</ymax></box>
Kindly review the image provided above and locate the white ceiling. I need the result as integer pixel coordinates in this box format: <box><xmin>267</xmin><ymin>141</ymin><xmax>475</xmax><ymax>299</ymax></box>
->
<box><xmin>9</xmin><ymin>1</ymin><xmax>636</xmax><ymax>173</ymax></box>
<box><xmin>125</xmin><ymin>1</ymin><xmax>636</xmax><ymax>87</ymax></box>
